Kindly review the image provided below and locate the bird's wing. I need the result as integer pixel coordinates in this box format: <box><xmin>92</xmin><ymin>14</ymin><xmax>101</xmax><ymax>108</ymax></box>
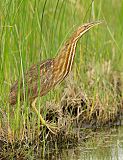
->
<box><xmin>9</xmin><ymin>59</ymin><xmax>54</xmax><ymax>105</ymax></box>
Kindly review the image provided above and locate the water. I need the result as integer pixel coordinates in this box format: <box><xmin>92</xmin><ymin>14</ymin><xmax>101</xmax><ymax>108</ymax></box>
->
<box><xmin>1</xmin><ymin>126</ymin><xmax>123</xmax><ymax>159</ymax></box>
<box><xmin>48</xmin><ymin>126</ymin><xmax>123</xmax><ymax>160</ymax></box>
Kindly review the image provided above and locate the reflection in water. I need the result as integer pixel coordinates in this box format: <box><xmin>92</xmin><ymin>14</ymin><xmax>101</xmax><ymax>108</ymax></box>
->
<box><xmin>48</xmin><ymin>126</ymin><xmax>123</xmax><ymax>160</ymax></box>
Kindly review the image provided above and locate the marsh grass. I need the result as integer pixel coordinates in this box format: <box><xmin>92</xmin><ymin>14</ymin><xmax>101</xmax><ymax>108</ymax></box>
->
<box><xmin>0</xmin><ymin>0</ymin><xmax>123</xmax><ymax>159</ymax></box>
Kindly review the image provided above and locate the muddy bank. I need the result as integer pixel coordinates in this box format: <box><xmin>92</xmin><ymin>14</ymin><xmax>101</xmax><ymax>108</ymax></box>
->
<box><xmin>0</xmin><ymin>89</ymin><xmax>123</xmax><ymax>159</ymax></box>
<box><xmin>0</xmin><ymin>65</ymin><xmax>123</xmax><ymax>159</ymax></box>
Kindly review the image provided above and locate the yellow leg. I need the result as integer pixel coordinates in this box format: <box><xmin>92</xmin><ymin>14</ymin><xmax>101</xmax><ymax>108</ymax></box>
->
<box><xmin>31</xmin><ymin>98</ymin><xmax>58</xmax><ymax>134</ymax></box>
<box><xmin>31</xmin><ymin>98</ymin><xmax>46</xmax><ymax>125</ymax></box>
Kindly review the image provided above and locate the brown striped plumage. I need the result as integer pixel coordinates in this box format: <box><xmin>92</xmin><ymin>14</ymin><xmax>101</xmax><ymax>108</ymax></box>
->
<box><xmin>9</xmin><ymin>21</ymin><xmax>102</xmax><ymax>105</ymax></box>
<box><xmin>9</xmin><ymin>21</ymin><xmax>102</xmax><ymax>133</ymax></box>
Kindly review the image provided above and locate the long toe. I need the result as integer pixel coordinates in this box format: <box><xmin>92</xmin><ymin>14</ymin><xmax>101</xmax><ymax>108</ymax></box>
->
<box><xmin>46</xmin><ymin>122</ymin><xmax>59</xmax><ymax>135</ymax></box>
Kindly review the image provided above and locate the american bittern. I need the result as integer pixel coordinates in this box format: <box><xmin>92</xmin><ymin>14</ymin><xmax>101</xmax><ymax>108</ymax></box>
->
<box><xmin>9</xmin><ymin>21</ymin><xmax>102</xmax><ymax>134</ymax></box>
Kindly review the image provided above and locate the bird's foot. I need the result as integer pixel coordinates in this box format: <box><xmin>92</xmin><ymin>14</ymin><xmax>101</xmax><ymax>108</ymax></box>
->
<box><xmin>31</xmin><ymin>99</ymin><xmax>59</xmax><ymax>135</ymax></box>
<box><xmin>45</xmin><ymin>121</ymin><xmax>59</xmax><ymax>135</ymax></box>
<box><xmin>40</xmin><ymin>115</ymin><xmax>59</xmax><ymax>134</ymax></box>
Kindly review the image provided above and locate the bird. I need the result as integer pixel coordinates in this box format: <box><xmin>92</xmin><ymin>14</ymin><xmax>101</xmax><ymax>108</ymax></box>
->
<box><xmin>9</xmin><ymin>21</ymin><xmax>102</xmax><ymax>134</ymax></box>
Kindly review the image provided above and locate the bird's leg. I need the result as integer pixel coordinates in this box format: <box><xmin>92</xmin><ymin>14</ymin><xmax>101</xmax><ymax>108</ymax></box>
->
<box><xmin>31</xmin><ymin>98</ymin><xmax>58</xmax><ymax>134</ymax></box>
<box><xmin>31</xmin><ymin>98</ymin><xmax>46</xmax><ymax>125</ymax></box>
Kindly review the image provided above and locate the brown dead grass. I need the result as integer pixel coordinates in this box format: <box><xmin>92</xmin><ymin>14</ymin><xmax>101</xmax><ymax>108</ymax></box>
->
<box><xmin>0</xmin><ymin>61</ymin><xmax>123</xmax><ymax>159</ymax></box>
